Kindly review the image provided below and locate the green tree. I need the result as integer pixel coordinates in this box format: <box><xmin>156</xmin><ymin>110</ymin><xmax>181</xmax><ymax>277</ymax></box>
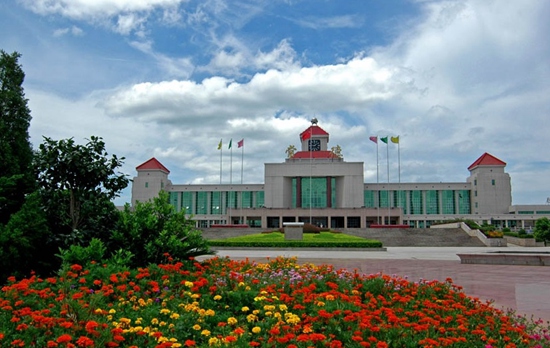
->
<box><xmin>111</xmin><ymin>191</ymin><xmax>214</xmax><ymax>268</ymax></box>
<box><xmin>0</xmin><ymin>192</ymin><xmax>50</xmax><ymax>280</ymax></box>
<box><xmin>34</xmin><ymin>136</ymin><xmax>129</xmax><ymax>247</ymax></box>
<box><xmin>0</xmin><ymin>50</ymin><xmax>34</xmax><ymax>224</ymax></box>
<box><xmin>533</xmin><ymin>217</ymin><xmax>550</xmax><ymax>244</ymax></box>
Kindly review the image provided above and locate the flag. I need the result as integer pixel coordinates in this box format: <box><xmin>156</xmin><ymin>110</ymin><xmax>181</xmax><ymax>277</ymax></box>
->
<box><xmin>228</xmin><ymin>139</ymin><xmax>232</xmax><ymax>149</ymax></box>
<box><xmin>369</xmin><ymin>136</ymin><xmax>378</xmax><ymax>144</ymax></box>
<box><xmin>391</xmin><ymin>136</ymin><xmax>399</xmax><ymax>144</ymax></box>
<box><xmin>301</xmin><ymin>131</ymin><xmax>311</xmax><ymax>142</ymax></box>
<box><xmin>238</xmin><ymin>139</ymin><xmax>244</xmax><ymax>148</ymax></box>
<box><xmin>380</xmin><ymin>136</ymin><xmax>388</xmax><ymax>144</ymax></box>
<box><xmin>217</xmin><ymin>139</ymin><xmax>222</xmax><ymax>150</ymax></box>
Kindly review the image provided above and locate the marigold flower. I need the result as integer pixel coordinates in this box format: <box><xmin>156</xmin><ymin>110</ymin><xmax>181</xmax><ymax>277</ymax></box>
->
<box><xmin>252</xmin><ymin>326</ymin><xmax>261</xmax><ymax>334</ymax></box>
<box><xmin>56</xmin><ymin>334</ymin><xmax>73</xmax><ymax>343</ymax></box>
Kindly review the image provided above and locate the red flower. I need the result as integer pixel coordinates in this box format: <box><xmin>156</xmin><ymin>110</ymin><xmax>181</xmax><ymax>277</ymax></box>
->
<box><xmin>56</xmin><ymin>334</ymin><xmax>73</xmax><ymax>343</ymax></box>
<box><xmin>184</xmin><ymin>340</ymin><xmax>196</xmax><ymax>347</ymax></box>
<box><xmin>76</xmin><ymin>336</ymin><xmax>95</xmax><ymax>347</ymax></box>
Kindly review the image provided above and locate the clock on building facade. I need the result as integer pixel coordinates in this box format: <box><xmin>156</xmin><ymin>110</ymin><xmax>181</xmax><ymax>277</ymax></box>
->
<box><xmin>308</xmin><ymin>139</ymin><xmax>321</xmax><ymax>151</ymax></box>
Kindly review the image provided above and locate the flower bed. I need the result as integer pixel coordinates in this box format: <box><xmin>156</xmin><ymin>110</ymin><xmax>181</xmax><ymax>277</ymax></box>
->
<box><xmin>1</xmin><ymin>257</ymin><xmax>549</xmax><ymax>347</ymax></box>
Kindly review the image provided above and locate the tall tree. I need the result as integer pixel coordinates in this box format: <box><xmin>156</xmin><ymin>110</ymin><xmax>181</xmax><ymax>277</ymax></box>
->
<box><xmin>34</xmin><ymin>136</ymin><xmax>129</xmax><ymax>247</ymax></box>
<box><xmin>0</xmin><ymin>50</ymin><xmax>34</xmax><ymax>224</ymax></box>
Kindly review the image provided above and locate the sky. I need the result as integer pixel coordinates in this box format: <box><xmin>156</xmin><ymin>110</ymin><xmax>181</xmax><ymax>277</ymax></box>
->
<box><xmin>1</xmin><ymin>0</ymin><xmax>549</xmax><ymax>206</ymax></box>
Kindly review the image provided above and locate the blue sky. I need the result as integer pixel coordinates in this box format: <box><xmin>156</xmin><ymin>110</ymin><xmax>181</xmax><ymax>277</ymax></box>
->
<box><xmin>1</xmin><ymin>0</ymin><xmax>549</xmax><ymax>206</ymax></box>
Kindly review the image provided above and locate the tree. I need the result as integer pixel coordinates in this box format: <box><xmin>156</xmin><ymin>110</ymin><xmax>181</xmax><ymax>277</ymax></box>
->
<box><xmin>0</xmin><ymin>50</ymin><xmax>34</xmax><ymax>224</ymax></box>
<box><xmin>533</xmin><ymin>217</ymin><xmax>550</xmax><ymax>245</ymax></box>
<box><xmin>34</xmin><ymin>136</ymin><xmax>129</xmax><ymax>247</ymax></box>
<box><xmin>110</xmin><ymin>191</ymin><xmax>214</xmax><ymax>268</ymax></box>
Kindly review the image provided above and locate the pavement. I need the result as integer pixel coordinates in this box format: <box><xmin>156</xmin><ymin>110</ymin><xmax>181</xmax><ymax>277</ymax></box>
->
<box><xmin>198</xmin><ymin>246</ymin><xmax>550</xmax><ymax>323</ymax></box>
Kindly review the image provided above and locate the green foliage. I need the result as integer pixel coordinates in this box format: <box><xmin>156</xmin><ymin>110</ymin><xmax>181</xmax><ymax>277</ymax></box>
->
<box><xmin>34</xmin><ymin>135</ymin><xmax>129</xmax><ymax>247</ymax></box>
<box><xmin>111</xmin><ymin>191</ymin><xmax>214</xmax><ymax>268</ymax></box>
<box><xmin>534</xmin><ymin>217</ymin><xmax>550</xmax><ymax>244</ymax></box>
<box><xmin>0</xmin><ymin>50</ymin><xmax>35</xmax><ymax>224</ymax></box>
<box><xmin>0</xmin><ymin>192</ymin><xmax>51</xmax><ymax>280</ymax></box>
<box><xmin>57</xmin><ymin>238</ymin><xmax>134</xmax><ymax>269</ymax></box>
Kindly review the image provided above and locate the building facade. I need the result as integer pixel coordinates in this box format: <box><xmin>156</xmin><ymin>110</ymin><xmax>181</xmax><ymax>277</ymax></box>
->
<box><xmin>132</xmin><ymin>121</ymin><xmax>549</xmax><ymax>230</ymax></box>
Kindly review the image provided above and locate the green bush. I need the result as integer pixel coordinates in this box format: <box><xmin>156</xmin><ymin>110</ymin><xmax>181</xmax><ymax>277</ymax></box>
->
<box><xmin>110</xmin><ymin>191</ymin><xmax>214</xmax><ymax>268</ymax></box>
<box><xmin>208</xmin><ymin>240</ymin><xmax>382</xmax><ymax>248</ymax></box>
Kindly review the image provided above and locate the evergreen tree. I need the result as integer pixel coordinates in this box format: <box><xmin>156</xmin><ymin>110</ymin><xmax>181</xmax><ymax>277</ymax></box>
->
<box><xmin>0</xmin><ymin>50</ymin><xmax>34</xmax><ymax>224</ymax></box>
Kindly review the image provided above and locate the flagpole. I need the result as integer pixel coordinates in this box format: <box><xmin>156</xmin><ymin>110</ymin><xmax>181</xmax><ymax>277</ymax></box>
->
<box><xmin>376</xmin><ymin>139</ymin><xmax>379</xmax><ymax>225</ymax></box>
<box><xmin>386</xmin><ymin>137</ymin><xmax>390</xmax><ymax>225</ymax></box>
<box><xmin>217</xmin><ymin>139</ymin><xmax>223</xmax><ymax>224</ymax></box>
<box><xmin>229</xmin><ymin>139</ymin><xmax>233</xmax><ymax>225</ymax></box>
<box><xmin>240</xmin><ymin>139</ymin><xmax>244</xmax><ymax>224</ymax></box>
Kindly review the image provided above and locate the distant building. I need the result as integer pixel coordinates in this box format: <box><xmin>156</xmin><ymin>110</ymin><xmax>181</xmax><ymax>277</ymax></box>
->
<box><xmin>132</xmin><ymin>121</ymin><xmax>549</xmax><ymax>229</ymax></box>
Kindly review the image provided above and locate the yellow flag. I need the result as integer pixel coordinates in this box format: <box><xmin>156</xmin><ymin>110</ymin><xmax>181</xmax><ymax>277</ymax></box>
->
<box><xmin>217</xmin><ymin>139</ymin><xmax>222</xmax><ymax>150</ymax></box>
<box><xmin>391</xmin><ymin>136</ymin><xmax>399</xmax><ymax>144</ymax></box>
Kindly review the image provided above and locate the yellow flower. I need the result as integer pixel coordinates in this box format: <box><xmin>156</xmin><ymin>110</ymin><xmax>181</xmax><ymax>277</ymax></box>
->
<box><xmin>238</xmin><ymin>281</ymin><xmax>245</xmax><ymax>287</ymax></box>
<box><xmin>193</xmin><ymin>324</ymin><xmax>201</xmax><ymax>331</ymax></box>
<box><xmin>160</xmin><ymin>308</ymin><xmax>171</xmax><ymax>315</ymax></box>
<box><xmin>279</xmin><ymin>304</ymin><xmax>288</xmax><ymax>311</ymax></box>
<box><xmin>213</xmin><ymin>295</ymin><xmax>222</xmax><ymax>301</ymax></box>
<box><xmin>94</xmin><ymin>308</ymin><xmax>103</xmax><ymax>314</ymax></box>
<box><xmin>241</xmin><ymin>306</ymin><xmax>250</xmax><ymax>312</ymax></box>
<box><xmin>208</xmin><ymin>337</ymin><xmax>219</xmax><ymax>346</ymax></box>
<box><xmin>205</xmin><ymin>309</ymin><xmax>215</xmax><ymax>316</ymax></box>
<box><xmin>109</xmin><ymin>309</ymin><xmax>116</xmax><ymax>314</ymax></box>
<box><xmin>252</xmin><ymin>326</ymin><xmax>261</xmax><ymax>334</ymax></box>
<box><xmin>227</xmin><ymin>317</ymin><xmax>238</xmax><ymax>325</ymax></box>
<box><xmin>325</xmin><ymin>294</ymin><xmax>335</xmax><ymax>301</ymax></box>
<box><xmin>202</xmin><ymin>329</ymin><xmax>211</xmax><ymax>336</ymax></box>
<box><xmin>151</xmin><ymin>318</ymin><xmax>159</xmax><ymax>325</ymax></box>
<box><xmin>185</xmin><ymin>281</ymin><xmax>194</xmax><ymax>288</ymax></box>
<box><xmin>246</xmin><ymin>314</ymin><xmax>257</xmax><ymax>323</ymax></box>
<box><xmin>170</xmin><ymin>313</ymin><xmax>180</xmax><ymax>319</ymax></box>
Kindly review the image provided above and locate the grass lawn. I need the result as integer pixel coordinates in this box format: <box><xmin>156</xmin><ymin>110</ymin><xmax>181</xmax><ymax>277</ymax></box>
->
<box><xmin>208</xmin><ymin>231</ymin><xmax>382</xmax><ymax>248</ymax></box>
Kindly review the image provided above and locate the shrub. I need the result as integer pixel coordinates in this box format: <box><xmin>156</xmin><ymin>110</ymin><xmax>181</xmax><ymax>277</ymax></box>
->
<box><xmin>109</xmin><ymin>191</ymin><xmax>214</xmax><ymax>268</ymax></box>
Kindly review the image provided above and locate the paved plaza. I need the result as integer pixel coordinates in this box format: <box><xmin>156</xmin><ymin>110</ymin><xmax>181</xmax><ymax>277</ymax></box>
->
<box><xmin>199</xmin><ymin>246</ymin><xmax>550</xmax><ymax>323</ymax></box>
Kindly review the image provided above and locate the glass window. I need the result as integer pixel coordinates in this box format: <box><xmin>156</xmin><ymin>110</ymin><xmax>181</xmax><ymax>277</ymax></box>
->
<box><xmin>241</xmin><ymin>191</ymin><xmax>252</xmax><ymax>208</ymax></box>
<box><xmin>441</xmin><ymin>190</ymin><xmax>455</xmax><ymax>214</ymax></box>
<box><xmin>226</xmin><ymin>191</ymin><xmax>237</xmax><ymax>209</ymax></box>
<box><xmin>255</xmin><ymin>191</ymin><xmax>265</xmax><ymax>207</ymax></box>
<box><xmin>210</xmin><ymin>192</ymin><xmax>221</xmax><ymax>214</ymax></box>
<box><xmin>145</xmin><ymin>182</ymin><xmax>148</xmax><ymax>188</ymax></box>
<box><xmin>409</xmin><ymin>191</ymin><xmax>423</xmax><ymax>214</ymax></box>
<box><xmin>426</xmin><ymin>190</ymin><xmax>439</xmax><ymax>214</ymax></box>
<box><xmin>182</xmin><ymin>192</ymin><xmax>193</xmax><ymax>214</ymax></box>
<box><xmin>492</xmin><ymin>179</ymin><xmax>495</xmax><ymax>185</ymax></box>
<box><xmin>457</xmin><ymin>190</ymin><xmax>470</xmax><ymax>214</ymax></box>
<box><xmin>364</xmin><ymin>190</ymin><xmax>376</xmax><ymax>208</ymax></box>
<box><xmin>196</xmin><ymin>192</ymin><xmax>207</xmax><ymax>214</ymax></box>
<box><xmin>379</xmin><ymin>190</ymin><xmax>390</xmax><ymax>208</ymax></box>
<box><xmin>393</xmin><ymin>190</ymin><xmax>407</xmax><ymax>214</ymax></box>
<box><xmin>169</xmin><ymin>192</ymin><xmax>179</xmax><ymax>210</ymax></box>
<box><xmin>301</xmin><ymin>177</ymin><xmax>327</xmax><ymax>208</ymax></box>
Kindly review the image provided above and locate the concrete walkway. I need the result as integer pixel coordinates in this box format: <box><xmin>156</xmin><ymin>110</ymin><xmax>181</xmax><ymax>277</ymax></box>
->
<box><xmin>198</xmin><ymin>246</ymin><xmax>550</xmax><ymax>323</ymax></box>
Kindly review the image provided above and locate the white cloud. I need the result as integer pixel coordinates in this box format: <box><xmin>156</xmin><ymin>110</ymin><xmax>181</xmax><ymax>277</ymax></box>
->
<box><xmin>53</xmin><ymin>25</ymin><xmax>84</xmax><ymax>37</ymax></box>
<box><xmin>20</xmin><ymin>0</ymin><xmax>187</xmax><ymax>34</ymax></box>
<box><xmin>102</xmin><ymin>55</ymin><xmax>409</xmax><ymax>122</ymax></box>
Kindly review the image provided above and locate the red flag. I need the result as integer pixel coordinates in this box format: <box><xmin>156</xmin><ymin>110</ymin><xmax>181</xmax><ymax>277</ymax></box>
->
<box><xmin>301</xmin><ymin>131</ymin><xmax>311</xmax><ymax>141</ymax></box>
<box><xmin>369</xmin><ymin>136</ymin><xmax>378</xmax><ymax>144</ymax></box>
<box><xmin>237</xmin><ymin>139</ymin><xmax>244</xmax><ymax>148</ymax></box>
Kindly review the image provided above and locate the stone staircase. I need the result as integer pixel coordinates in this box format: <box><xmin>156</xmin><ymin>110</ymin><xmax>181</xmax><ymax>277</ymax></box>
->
<box><xmin>200</xmin><ymin>227</ymin><xmax>487</xmax><ymax>247</ymax></box>
<box><xmin>342</xmin><ymin>228</ymin><xmax>486</xmax><ymax>247</ymax></box>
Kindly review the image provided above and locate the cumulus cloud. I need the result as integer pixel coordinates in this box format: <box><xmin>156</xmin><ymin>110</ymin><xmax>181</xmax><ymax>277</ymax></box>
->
<box><xmin>102</xmin><ymin>55</ymin><xmax>409</xmax><ymax>122</ymax></box>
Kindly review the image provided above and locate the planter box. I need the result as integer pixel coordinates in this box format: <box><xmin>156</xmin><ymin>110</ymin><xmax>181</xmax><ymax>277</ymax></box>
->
<box><xmin>504</xmin><ymin>235</ymin><xmax>538</xmax><ymax>247</ymax></box>
<box><xmin>283</xmin><ymin>222</ymin><xmax>304</xmax><ymax>240</ymax></box>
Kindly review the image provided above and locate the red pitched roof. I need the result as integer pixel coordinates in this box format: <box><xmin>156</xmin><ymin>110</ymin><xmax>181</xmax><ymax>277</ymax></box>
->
<box><xmin>136</xmin><ymin>157</ymin><xmax>170</xmax><ymax>174</ymax></box>
<box><xmin>468</xmin><ymin>153</ymin><xmax>506</xmax><ymax>171</ymax></box>
<box><xmin>291</xmin><ymin>151</ymin><xmax>339</xmax><ymax>159</ymax></box>
<box><xmin>300</xmin><ymin>125</ymin><xmax>329</xmax><ymax>140</ymax></box>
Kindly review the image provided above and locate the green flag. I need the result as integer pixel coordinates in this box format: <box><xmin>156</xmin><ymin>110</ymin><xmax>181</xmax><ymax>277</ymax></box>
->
<box><xmin>228</xmin><ymin>139</ymin><xmax>232</xmax><ymax>149</ymax></box>
<box><xmin>380</xmin><ymin>136</ymin><xmax>388</xmax><ymax>144</ymax></box>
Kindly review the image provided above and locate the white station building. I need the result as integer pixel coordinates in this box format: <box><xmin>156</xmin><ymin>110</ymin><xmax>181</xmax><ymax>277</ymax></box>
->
<box><xmin>132</xmin><ymin>121</ymin><xmax>550</xmax><ymax>230</ymax></box>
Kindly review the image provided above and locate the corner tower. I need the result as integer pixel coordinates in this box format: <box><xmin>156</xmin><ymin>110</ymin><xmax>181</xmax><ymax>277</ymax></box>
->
<box><xmin>132</xmin><ymin>157</ymin><xmax>172</xmax><ymax>205</ymax></box>
<box><xmin>467</xmin><ymin>153</ymin><xmax>512</xmax><ymax>214</ymax></box>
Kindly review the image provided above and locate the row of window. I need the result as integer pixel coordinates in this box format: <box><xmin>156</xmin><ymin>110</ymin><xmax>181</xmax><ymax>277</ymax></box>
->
<box><xmin>364</xmin><ymin>190</ymin><xmax>471</xmax><ymax>215</ymax></box>
<box><xmin>169</xmin><ymin>191</ymin><xmax>265</xmax><ymax>215</ymax></box>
